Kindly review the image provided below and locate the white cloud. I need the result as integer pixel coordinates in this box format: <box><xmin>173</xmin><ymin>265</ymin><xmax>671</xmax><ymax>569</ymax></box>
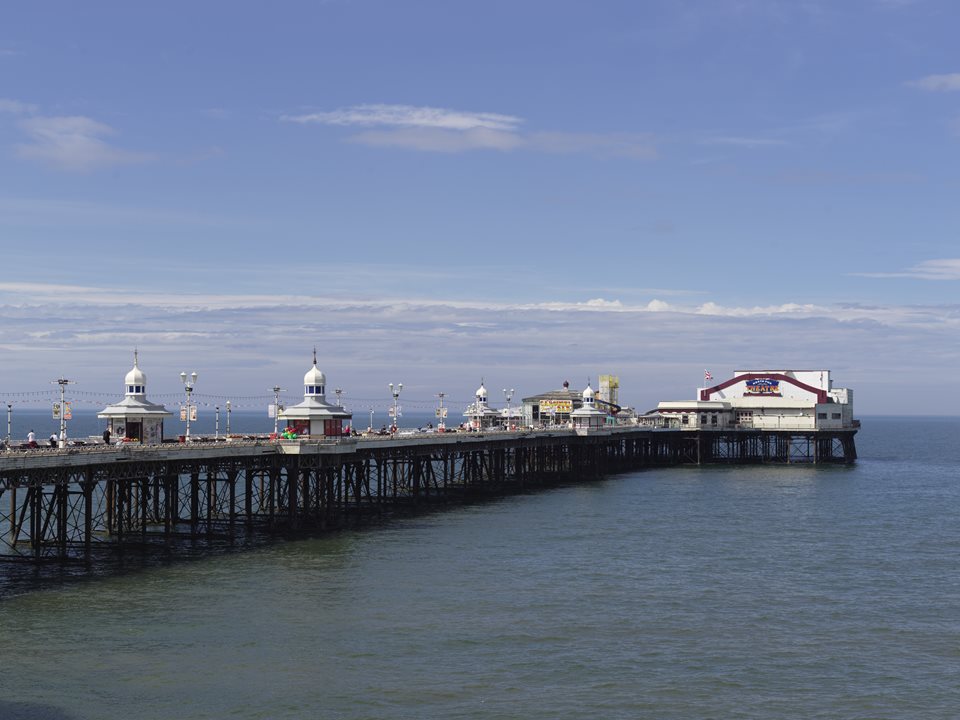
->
<box><xmin>16</xmin><ymin>115</ymin><xmax>150</xmax><ymax>171</ymax></box>
<box><xmin>908</xmin><ymin>73</ymin><xmax>960</xmax><ymax>92</ymax></box>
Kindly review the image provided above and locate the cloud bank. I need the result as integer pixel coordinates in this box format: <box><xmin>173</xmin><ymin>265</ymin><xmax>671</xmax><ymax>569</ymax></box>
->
<box><xmin>0</xmin><ymin>281</ymin><xmax>957</xmax><ymax>414</ymax></box>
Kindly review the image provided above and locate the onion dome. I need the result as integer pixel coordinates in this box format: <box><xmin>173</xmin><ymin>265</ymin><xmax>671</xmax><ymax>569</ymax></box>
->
<box><xmin>582</xmin><ymin>384</ymin><xmax>595</xmax><ymax>402</ymax></box>
<box><xmin>303</xmin><ymin>349</ymin><xmax>327</xmax><ymax>397</ymax></box>
<box><xmin>124</xmin><ymin>350</ymin><xmax>146</xmax><ymax>395</ymax></box>
<box><xmin>304</xmin><ymin>363</ymin><xmax>326</xmax><ymax>387</ymax></box>
<box><xmin>476</xmin><ymin>383</ymin><xmax>488</xmax><ymax>400</ymax></box>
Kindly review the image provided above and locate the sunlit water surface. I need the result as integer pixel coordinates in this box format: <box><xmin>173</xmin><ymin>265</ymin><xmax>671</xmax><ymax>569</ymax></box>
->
<box><xmin>1</xmin><ymin>417</ymin><xmax>958</xmax><ymax>719</ymax></box>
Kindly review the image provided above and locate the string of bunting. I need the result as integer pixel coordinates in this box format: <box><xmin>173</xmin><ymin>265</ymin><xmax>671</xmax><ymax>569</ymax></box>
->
<box><xmin>0</xmin><ymin>388</ymin><xmax>480</xmax><ymax>411</ymax></box>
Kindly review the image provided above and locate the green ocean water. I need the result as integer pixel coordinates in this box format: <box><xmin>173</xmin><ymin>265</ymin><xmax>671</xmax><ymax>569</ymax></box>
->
<box><xmin>0</xmin><ymin>417</ymin><xmax>957</xmax><ymax>719</ymax></box>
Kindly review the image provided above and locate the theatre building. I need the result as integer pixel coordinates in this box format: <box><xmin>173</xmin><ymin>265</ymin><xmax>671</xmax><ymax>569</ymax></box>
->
<box><xmin>649</xmin><ymin>370</ymin><xmax>856</xmax><ymax>430</ymax></box>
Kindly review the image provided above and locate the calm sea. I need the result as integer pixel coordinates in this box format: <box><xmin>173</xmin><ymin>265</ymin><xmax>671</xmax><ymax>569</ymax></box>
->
<box><xmin>0</xmin><ymin>416</ymin><xmax>957</xmax><ymax>719</ymax></box>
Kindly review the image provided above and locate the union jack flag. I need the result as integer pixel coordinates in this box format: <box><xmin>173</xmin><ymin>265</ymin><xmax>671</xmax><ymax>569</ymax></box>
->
<box><xmin>704</xmin><ymin>370</ymin><xmax>713</xmax><ymax>381</ymax></box>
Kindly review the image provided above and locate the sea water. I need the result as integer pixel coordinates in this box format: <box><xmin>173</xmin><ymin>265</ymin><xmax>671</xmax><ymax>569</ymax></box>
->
<box><xmin>0</xmin><ymin>417</ymin><xmax>957</xmax><ymax>719</ymax></box>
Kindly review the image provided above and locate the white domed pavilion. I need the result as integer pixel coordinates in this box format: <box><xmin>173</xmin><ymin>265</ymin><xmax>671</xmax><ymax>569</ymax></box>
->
<box><xmin>571</xmin><ymin>382</ymin><xmax>607</xmax><ymax>432</ymax></box>
<box><xmin>97</xmin><ymin>351</ymin><xmax>172</xmax><ymax>443</ymax></box>
<box><xmin>278</xmin><ymin>351</ymin><xmax>352</xmax><ymax>438</ymax></box>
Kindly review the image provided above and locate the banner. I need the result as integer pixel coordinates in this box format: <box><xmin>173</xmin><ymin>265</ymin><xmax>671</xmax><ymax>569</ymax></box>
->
<box><xmin>64</xmin><ymin>402</ymin><xmax>72</xmax><ymax>420</ymax></box>
<box><xmin>53</xmin><ymin>403</ymin><xmax>61</xmax><ymax>419</ymax></box>
<box><xmin>540</xmin><ymin>399</ymin><xmax>572</xmax><ymax>414</ymax></box>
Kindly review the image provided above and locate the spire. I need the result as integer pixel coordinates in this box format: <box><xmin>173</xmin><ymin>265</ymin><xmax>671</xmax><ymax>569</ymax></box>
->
<box><xmin>313</xmin><ymin>346</ymin><xmax>318</xmax><ymax>366</ymax></box>
<box><xmin>134</xmin><ymin>347</ymin><xmax>139</xmax><ymax>368</ymax></box>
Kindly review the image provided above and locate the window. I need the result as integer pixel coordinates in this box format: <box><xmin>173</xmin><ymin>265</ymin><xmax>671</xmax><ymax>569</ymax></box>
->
<box><xmin>700</xmin><ymin>415</ymin><xmax>707</xmax><ymax>424</ymax></box>
<box><xmin>682</xmin><ymin>415</ymin><xmax>689</xmax><ymax>425</ymax></box>
<box><xmin>817</xmin><ymin>412</ymin><xmax>827</xmax><ymax>419</ymax></box>
<box><xmin>711</xmin><ymin>415</ymin><xmax>718</xmax><ymax>425</ymax></box>
<box><xmin>832</xmin><ymin>413</ymin><xmax>841</xmax><ymax>419</ymax></box>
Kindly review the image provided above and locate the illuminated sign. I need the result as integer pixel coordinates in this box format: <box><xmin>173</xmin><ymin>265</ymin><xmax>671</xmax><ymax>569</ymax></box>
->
<box><xmin>744</xmin><ymin>378</ymin><xmax>781</xmax><ymax>396</ymax></box>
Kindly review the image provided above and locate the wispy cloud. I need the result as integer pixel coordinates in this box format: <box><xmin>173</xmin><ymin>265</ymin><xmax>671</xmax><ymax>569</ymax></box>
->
<box><xmin>854</xmin><ymin>258</ymin><xmax>960</xmax><ymax>280</ymax></box>
<box><xmin>16</xmin><ymin>115</ymin><xmax>150</xmax><ymax>171</ymax></box>
<box><xmin>0</xmin><ymin>98</ymin><xmax>152</xmax><ymax>171</ymax></box>
<box><xmin>348</xmin><ymin>127</ymin><xmax>523</xmax><ymax>152</ymax></box>
<box><xmin>0</xmin><ymin>98</ymin><xmax>38</xmax><ymax>115</ymax></box>
<box><xmin>284</xmin><ymin>104</ymin><xmax>523</xmax><ymax>132</ymax></box>
<box><xmin>527</xmin><ymin>131</ymin><xmax>656</xmax><ymax>159</ymax></box>
<box><xmin>283</xmin><ymin>103</ymin><xmax>656</xmax><ymax>158</ymax></box>
<box><xmin>700</xmin><ymin>136</ymin><xmax>788</xmax><ymax>148</ymax></box>
<box><xmin>907</xmin><ymin>73</ymin><xmax>960</xmax><ymax>92</ymax></box>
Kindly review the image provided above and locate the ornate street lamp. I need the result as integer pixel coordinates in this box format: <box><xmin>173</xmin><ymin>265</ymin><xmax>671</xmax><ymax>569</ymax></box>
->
<box><xmin>180</xmin><ymin>371</ymin><xmax>198</xmax><ymax>439</ymax></box>
<box><xmin>388</xmin><ymin>382</ymin><xmax>403</xmax><ymax>434</ymax></box>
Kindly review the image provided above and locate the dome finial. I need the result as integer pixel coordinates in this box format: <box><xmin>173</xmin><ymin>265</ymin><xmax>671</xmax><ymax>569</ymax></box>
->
<box><xmin>134</xmin><ymin>347</ymin><xmax>139</xmax><ymax>367</ymax></box>
<box><xmin>313</xmin><ymin>346</ymin><xmax>318</xmax><ymax>366</ymax></box>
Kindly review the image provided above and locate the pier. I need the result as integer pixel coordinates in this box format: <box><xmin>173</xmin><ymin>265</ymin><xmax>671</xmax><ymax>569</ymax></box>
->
<box><xmin>0</xmin><ymin>426</ymin><xmax>857</xmax><ymax>563</ymax></box>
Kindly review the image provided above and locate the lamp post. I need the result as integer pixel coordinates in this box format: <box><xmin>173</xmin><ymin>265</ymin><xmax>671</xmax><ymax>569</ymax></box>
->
<box><xmin>215</xmin><ymin>406</ymin><xmax>220</xmax><ymax>439</ymax></box>
<box><xmin>388</xmin><ymin>382</ymin><xmax>402</xmax><ymax>434</ymax></box>
<box><xmin>271</xmin><ymin>385</ymin><xmax>286</xmax><ymax>436</ymax></box>
<box><xmin>335</xmin><ymin>387</ymin><xmax>343</xmax><ymax>409</ymax></box>
<box><xmin>368</xmin><ymin>407</ymin><xmax>374</xmax><ymax>433</ymax></box>
<box><xmin>436</xmin><ymin>392</ymin><xmax>446</xmax><ymax>431</ymax></box>
<box><xmin>6</xmin><ymin>403</ymin><xmax>11</xmax><ymax>446</ymax></box>
<box><xmin>180</xmin><ymin>371</ymin><xmax>197</xmax><ymax>439</ymax></box>
<box><xmin>226</xmin><ymin>400</ymin><xmax>231</xmax><ymax>436</ymax></box>
<box><xmin>52</xmin><ymin>376</ymin><xmax>74</xmax><ymax>448</ymax></box>
<box><xmin>503</xmin><ymin>387</ymin><xmax>514</xmax><ymax>431</ymax></box>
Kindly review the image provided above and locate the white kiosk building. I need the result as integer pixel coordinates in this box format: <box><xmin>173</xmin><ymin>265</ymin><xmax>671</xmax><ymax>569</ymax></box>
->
<box><xmin>278</xmin><ymin>354</ymin><xmax>352</xmax><ymax>438</ymax></box>
<box><xmin>464</xmin><ymin>382</ymin><xmax>501</xmax><ymax>431</ymax></box>
<box><xmin>97</xmin><ymin>352</ymin><xmax>172</xmax><ymax>443</ymax></box>
<box><xmin>571</xmin><ymin>383</ymin><xmax>607</xmax><ymax>433</ymax></box>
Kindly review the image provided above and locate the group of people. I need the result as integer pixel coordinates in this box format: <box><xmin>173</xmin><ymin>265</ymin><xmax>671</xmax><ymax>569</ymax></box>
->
<box><xmin>23</xmin><ymin>429</ymin><xmax>65</xmax><ymax>449</ymax></box>
<box><xmin>4</xmin><ymin>428</ymin><xmax>116</xmax><ymax>451</ymax></box>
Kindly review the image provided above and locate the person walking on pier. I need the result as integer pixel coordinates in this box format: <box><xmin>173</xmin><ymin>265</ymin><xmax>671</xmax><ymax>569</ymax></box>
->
<box><xmin>26</xmin><ymin>429</ymin><xmax>37</xmax><ymax>448</ymax></box>
<box><xmin>103</xmin><ymin>428</ymin><xmax>111</xmax><ymax>445</ymax></box>
<box><xmin>49</xmin><ymin>433</ymin><xmax>58</xmax><ymax>448</ymax></box>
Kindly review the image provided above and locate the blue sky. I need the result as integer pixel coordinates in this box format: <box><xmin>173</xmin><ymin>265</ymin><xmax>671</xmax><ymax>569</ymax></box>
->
<box><xmin>1</xmin><ymin>0</ymin><xmax>958</xmax><ymax>415</ymax></box>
